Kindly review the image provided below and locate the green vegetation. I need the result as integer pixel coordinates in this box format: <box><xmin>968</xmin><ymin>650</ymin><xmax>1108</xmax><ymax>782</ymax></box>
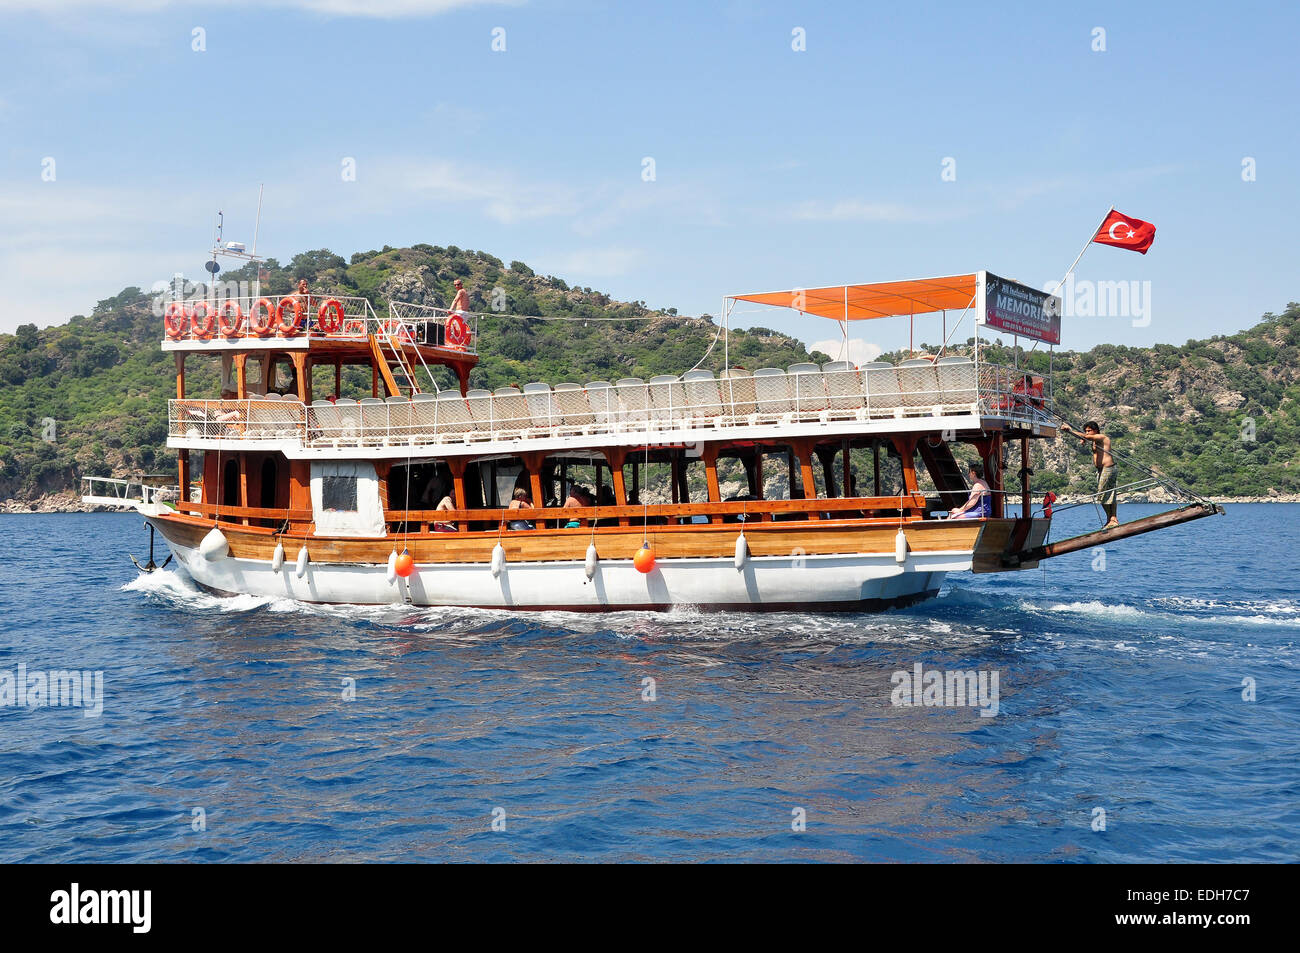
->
<box><xmin>1</xmin><ymin>244</ymin><xmax>1297</xmax><ymax>501</ymax></box>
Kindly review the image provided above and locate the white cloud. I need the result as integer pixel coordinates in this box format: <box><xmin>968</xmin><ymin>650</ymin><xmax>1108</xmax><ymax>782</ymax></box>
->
<box><xmin>530</xmin><ymin>247</ymin><xmax>644</xmax><ymax>278</ymax></box>
<box><xmin>807</xmin><ymin>337</ymin><xmax>882</xmax><ymax>365</ymax></box>
<box><xmin>0</xmin><ymin>0</ymin><xmax>519</xmax><ymax>16</ymax></box>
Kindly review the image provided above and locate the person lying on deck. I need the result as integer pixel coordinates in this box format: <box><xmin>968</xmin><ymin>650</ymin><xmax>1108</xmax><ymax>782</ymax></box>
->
<box><xmin>1061</xmin><ymin>420</ymin><xmax>1119</xmax><ymax>528</ymax></box>
<box><xmin>945</xmin><ymin>464</ymin><xmax>991</xmax><ymax>520</ymax></box>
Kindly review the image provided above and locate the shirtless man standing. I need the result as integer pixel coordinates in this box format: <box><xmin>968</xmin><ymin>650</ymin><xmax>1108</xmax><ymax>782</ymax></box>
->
<box><xmin>1061</xmin><ymin>420</ymin><xmax>1118</xmax><ymax>528</ymax></box>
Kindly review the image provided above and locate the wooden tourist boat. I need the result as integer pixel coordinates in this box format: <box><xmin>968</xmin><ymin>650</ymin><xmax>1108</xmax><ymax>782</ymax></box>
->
<box><xmin>85</xmin><ymin>271</ymin><xmax>1218</xmax><ymax>611</ymax></box>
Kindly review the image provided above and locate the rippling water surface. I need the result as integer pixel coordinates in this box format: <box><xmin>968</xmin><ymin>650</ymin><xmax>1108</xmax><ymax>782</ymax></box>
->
<box><xmin>1</xmin><ymin>504</ymin><xmax>1297</xmax><ymax>862</ymax></box>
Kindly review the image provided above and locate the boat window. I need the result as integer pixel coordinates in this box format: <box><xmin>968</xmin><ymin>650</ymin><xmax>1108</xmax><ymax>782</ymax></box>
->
<box><xmin>322</xmin><ymin>475</ymin><xmax>357</xmax><ymax>512</ymax></box>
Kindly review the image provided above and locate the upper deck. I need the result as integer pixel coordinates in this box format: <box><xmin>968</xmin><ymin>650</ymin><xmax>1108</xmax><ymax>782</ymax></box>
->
<box><xmin>167</xmin><ymin>357</ymin><xmax>1055</xmax><ymax>458</ymax></box>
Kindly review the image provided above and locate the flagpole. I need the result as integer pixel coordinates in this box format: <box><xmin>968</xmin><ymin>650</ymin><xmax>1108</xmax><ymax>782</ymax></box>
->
<box><xmin>1050</xmin><ymin>204</ymin><xmax>1114</xmax><ymax>297</ymax></box>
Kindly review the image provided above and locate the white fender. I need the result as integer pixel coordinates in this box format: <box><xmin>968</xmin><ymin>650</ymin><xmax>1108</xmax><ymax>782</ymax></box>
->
<box><xmin>490</xmin><ymin>543</ymin><xmax>506</xmax><ymax>578</ymax></box>
<box><xmin>894</xmin><ymin>528</ymin><xmax>908</xmax><ymax>564</ymax></box>
<box><xmin>584</xmin><ymin>543</ymin><xmax>598</xmax><ymax>579</ymax></box>
<box><xmin>386</xmin><ymin>549</ymin><xmax>399</xmax><ymax>584</ymax></box>
<box><xmin>295</xmin><ymin>545</ymin><xmax>309</xmax><ymax>578</ymax></box>
<box><xmin>199</xmin><ymin>525</ymin><xmax>229</xmax><ymax>561</ymax></box>
<box><xmin>734</xmin><ymin>533</ymin><xmax>749</xmax><ymax>570</ymax></box>
<box><xmin>271</xmin><ymin>540</ymin><xmax>285</xmax><ymax>572</ymax></box>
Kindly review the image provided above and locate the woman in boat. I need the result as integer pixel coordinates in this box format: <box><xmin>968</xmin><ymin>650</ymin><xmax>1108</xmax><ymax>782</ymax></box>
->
<box><xmin>946</xmin><ymin>464</ymin><xmax>992</xmax><ymax>520</ymax></box>
<box><xmin>430</xmin><ymin>478</ymin><xmax>457</xmax><ymax>532</ymax></box>
<box><xmin>507</xmin><ymin>487</ymin><xmax>535</xmax><ymax>531</ymax></box>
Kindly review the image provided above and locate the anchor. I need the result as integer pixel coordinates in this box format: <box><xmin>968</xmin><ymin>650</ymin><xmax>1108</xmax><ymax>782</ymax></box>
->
<box><xmin>129</xmin><ymin>522</ymin><xmax>172</xmax><ymax>573</ymax></box>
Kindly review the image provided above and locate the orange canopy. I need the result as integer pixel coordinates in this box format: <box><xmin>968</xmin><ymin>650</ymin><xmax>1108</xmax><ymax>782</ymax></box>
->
<box><xmin>730</xmin><ymin>273</ymin><xmax>978</xmax><ymax>321</ymax></box>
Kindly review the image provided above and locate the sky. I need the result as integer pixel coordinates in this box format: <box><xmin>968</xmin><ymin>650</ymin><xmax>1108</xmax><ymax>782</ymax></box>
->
<box><xmin>1</xmin><ymin>0</ymin><xmax>1297</xmax><ymax>359</ymax></box>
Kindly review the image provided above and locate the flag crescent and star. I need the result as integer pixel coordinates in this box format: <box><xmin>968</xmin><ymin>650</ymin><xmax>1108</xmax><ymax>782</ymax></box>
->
<box><xmin>1092</xmin><ymin>209</ymin><xmax>1157</xmax><ymax>254</ymax></box>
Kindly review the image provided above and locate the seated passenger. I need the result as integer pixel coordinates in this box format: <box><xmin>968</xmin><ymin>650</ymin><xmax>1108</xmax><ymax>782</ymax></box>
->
<box><xmin>563</xmin><ymin>484</ymin><xmax>593</xmax><ymax>528</ymax></box>
<box><xmin>945</xmin><ymin>464</ymin><xmax>992</xmax><ymax>520</ymax></box>
<box><xmin>507</xmin><ymin>487</ymin><xmax>535</xmax><ymax>531</ymax></box>
<box><xmin>431</xmin><ymin>480</ymin><xmax>457</xmax><ymax>532</ymax></box>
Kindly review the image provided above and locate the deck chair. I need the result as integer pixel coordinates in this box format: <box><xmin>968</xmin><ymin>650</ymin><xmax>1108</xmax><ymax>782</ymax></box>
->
<box><xmin>522</xmin><ymin>382</ymin><xmax>557</xmax><ymax>434</ymax></box>
<box><xmin>822</xmin><ymin>361</ymin><xmax>865</xmax><ymax>419</ymax></box>
<box><xmin>435</xmin><ymin>390</ymin><xmax>473</xmax><ymax>438</ymax></box>
<box><xmin>753</xmin><ymin>367</ymin><xmax>793</xmax><ymax>420</ymax></box>
<box><xmin>552</xmin><ymin>382</ymin><xmax>596</xmax><ymax>434</ymax></box>
<box><xmin>492</xmin><ymin>386</ymin><xmax>531</xmax><ymax>438</ymax></box>
<box><xmin>682</xmin><ymin>369</ymin><xmax>724</xmax><ymax>423</ymax></box>
<box><xmin>935</xmin><ymin>357</ymin><xmax>978</xmax><ymax>414</ymax></box>
<box><xmin>648</xmin><ymin>375</ymin><xmax>686</xmax><ymax>426</ymax></box>
<box><xmin>787</xmin><ymin>362</ymin><xmax>829</xmax><ymax>418</ymax></box>
<box><xmin>584</xmin><ymin>381</ymin><xmax>617</xmax><ymax>431</ymax></box>
<box><xmin>897</xmin><ymin>358</ymin><xmax>942</xmax><ymax>416</ymax></box>
<box><xmin>719</xmin><ymin>368</ymin><xmax>757</xmax><ymax>421</ymax></box>
<box><xmin>861</xmin><ymin>362</ymin><xmax>902</xmax><ymax>418</ymax></box>
<box><xmin>615</xmin><ymin>378</ymin><xmax>651</xmax><ymax>428</ymax></box>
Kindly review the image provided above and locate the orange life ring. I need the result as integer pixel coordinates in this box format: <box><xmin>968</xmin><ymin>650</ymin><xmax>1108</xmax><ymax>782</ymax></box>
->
<box><xmin>445</xmin><ymin>312</ymin><xmax>470</xmax><ymax>349</ymax></box>
<box><xmin>317</xmin><ymin>298</ymin><xmax>344</xmax><ymax>334</ymax></box>
<box><xmin>276</xmin><ymin>296</ymin><xmax>304</xmax><ymax>336</ymax></box>
<box><xmin>217</xmin><ymin>301</ymin><xmax>244</xmax><ymax>337</ymax></box>
<box><xmin>164</xmin><ymin>302</ymin><xmax>189</xmax><ymax>339</ymax></box>
<box><xmin>249</xmin><ymin>298</ymin><xmax>276</xmax><ymax>337</ymax></box>
<box><xmin>190</xmin><ymin>301</ymin><xmax>216</xmax><ymax>339</ymax></box>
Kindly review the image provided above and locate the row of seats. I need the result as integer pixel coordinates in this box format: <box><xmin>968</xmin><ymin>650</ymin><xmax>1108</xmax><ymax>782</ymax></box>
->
<box><xmin>295</xmin><ymin>359</ymin><xmax>994</xmax><ymax>446</ymax></box>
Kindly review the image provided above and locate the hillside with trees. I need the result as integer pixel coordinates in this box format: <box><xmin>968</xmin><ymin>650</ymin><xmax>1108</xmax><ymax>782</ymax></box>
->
<box><xmin>0</xmin><ymin>244</ymin><xmax>1296</xmax><ymax>504</ymax></box>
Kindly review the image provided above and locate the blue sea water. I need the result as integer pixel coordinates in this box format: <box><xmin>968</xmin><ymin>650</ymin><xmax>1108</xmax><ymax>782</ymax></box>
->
<box><xmin>0</xmin><ymin>504</ymin><xmax>1297</xmax><ymax>863</ymax></box>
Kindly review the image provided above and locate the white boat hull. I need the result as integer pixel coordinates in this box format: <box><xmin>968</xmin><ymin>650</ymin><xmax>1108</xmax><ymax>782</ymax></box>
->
<box><xmin>163</xmin><ymin>535</ymin><xmax>960</xmax><ymax>611</ymax></box>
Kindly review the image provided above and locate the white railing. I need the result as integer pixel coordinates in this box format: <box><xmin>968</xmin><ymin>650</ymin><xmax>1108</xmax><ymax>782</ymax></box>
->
<box><xmin>167</xmin><ymin>361</ymin><xmax>1052</xmax><ymax>448</ymax></box>
<box><xmin>81</xmin><ymin>476</ymin><xmax>190</xmax><ymax>505</ymax></box>
<box><xmin>161</xmin><ymin>293</ymin><xmax>479</xmax><ymax>356</ymax></box>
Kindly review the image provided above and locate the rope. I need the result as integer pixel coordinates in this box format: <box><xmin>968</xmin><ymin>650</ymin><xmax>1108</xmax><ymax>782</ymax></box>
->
<box><xmin>1045</xmin><ymin>405</ymin><xmax>1212</xmax><ymax>506</ymax></box>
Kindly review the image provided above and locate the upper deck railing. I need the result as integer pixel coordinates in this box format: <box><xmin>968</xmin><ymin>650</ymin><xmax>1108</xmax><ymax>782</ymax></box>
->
<box><xmin>167</xmin><ymin>359</ymin><xmax>1052</xmax><ymax>449</ymax></box>
<box><xmin>81</xmin><ymin>475</ymin><xmax>194</xmax><ymax>506</ymax></box>
<box><xmin>161</xmin><ymin>294</ymin><xmax>479</xmax><ymax>356</ymax></box>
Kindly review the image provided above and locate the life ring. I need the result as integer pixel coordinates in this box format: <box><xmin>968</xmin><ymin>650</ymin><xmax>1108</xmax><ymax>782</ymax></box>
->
<box><xmin>164</xmin><ymin>302</ymin><xmax>189</xmax><ymax>339</ymax></box>
<box><xmin>276</xmin><ymin>296</ymin><xmax>304</xmax><ymax>336</ymax></box>
<box><xmin>445</xmin><ymin>312</ymin><xmax>470</xmax><ymax>350</ymax></box>
<box><xmin>217</xmin><ymin>301</ymin><xmax>244</xmax><ymax>337</ymax></box>
<box><xmin>381</xmin><ymin>318</ymin><xmax>411</xmax><ymax>342</ymax></box>
<box><xmin>249</xmin><ymin>298</ymin><xmax>276</xmax><ymax>337</ymax></box>
<box><xmin>317</xmin><ymin>298</ymin><xmax>345</xmax><ymax>334</ymax></box>
<box><xmin>190</xmin><ymin>301</ymin><xmax>216</xmax><ymax>339</ymax></box>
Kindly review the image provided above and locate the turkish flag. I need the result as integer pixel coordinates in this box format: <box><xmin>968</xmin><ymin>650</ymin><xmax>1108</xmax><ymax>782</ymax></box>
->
<box><xmin>1092</xmin><ymin>209</ymin><xmax>1157</xmax><ymax>254</ymax></box>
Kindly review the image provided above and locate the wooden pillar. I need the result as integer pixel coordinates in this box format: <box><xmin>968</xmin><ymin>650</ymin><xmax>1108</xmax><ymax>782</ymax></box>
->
<box><xmin>238</xmin><ymin>455</ymin><xmax>249</xmax><ymax>525</ymax></box>
<box><xmin>447</xmin><ymin>458</ymin><xmax>469</xmax><ymax>531</ymax></box>
<box><xmin>334</xmin><ymin>360</ymin><xmax>342</xmax><ymax>399</ymax></box>
<box><xmin>873</xmin><ymin>441</ymin><xmax>881</xmax><ymax>496</ymax></box>
<box><xmin>234</xmin><ymin>354</ymin><xmax>247</xmax><ymax>399</ymax></box>
<box><xmin>793</xmin><ymin>439</ymin><xmax>819</xmax><ymax>520</ymax></box>
<box><xmin>372</xmin><ymin>360</ymin><xmax>379</xmax><ymax>398</ymax></box>
<box><xmin>815</xmin><ymin>444</ymin><xmax>838</xmax><ymax>498</ymax></box>
<box><xmin>974</xmin><ymin>434</ymin><xmax>1004</xmax><ymax>519</ymax></box>
<box><xmin>178</xmin><ymin>449</ymin><xmax>190</xmax><ymax>509</ymax></box>
<box><xmin>605</xmin><ymin>448</ymin><xmax>629</xmax><ymax>525</ymax></box>
<box><xmin>455</xmin><ymin>364</ymin><xmax>471</xmax><ymax>397</ymax></box>
<box><xmin>703</xmin><ymin>444</ymin><xmax>722</xmax><ymax>524</ymax></box>
<box><xmin>841</xmin><ymin>439</ymin><xmax>852</xmax><ymax>498</ymax></box>
<box><xmin>892</xmin><ymin>435</ymin><xmax>920</xmax><ymax>515</ymax></box>
<box><xmin>1021</xmin><ymin>435</ymin><xmax>1031</xmax><ymax>519</ymax></box>
<box><xmin>290</xmin><ymin>352</ymin><xmax>309</xmax><ymax>403</ymax></box>
<box><xmin>670</xmin><ymin>454</ymin><xmax>680</xmax><ymax>505</ymax></box>
<box><xmin>175</xmin><ymin>353</ymin><xmax>186</xmax><ymax>399</ymax></box>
